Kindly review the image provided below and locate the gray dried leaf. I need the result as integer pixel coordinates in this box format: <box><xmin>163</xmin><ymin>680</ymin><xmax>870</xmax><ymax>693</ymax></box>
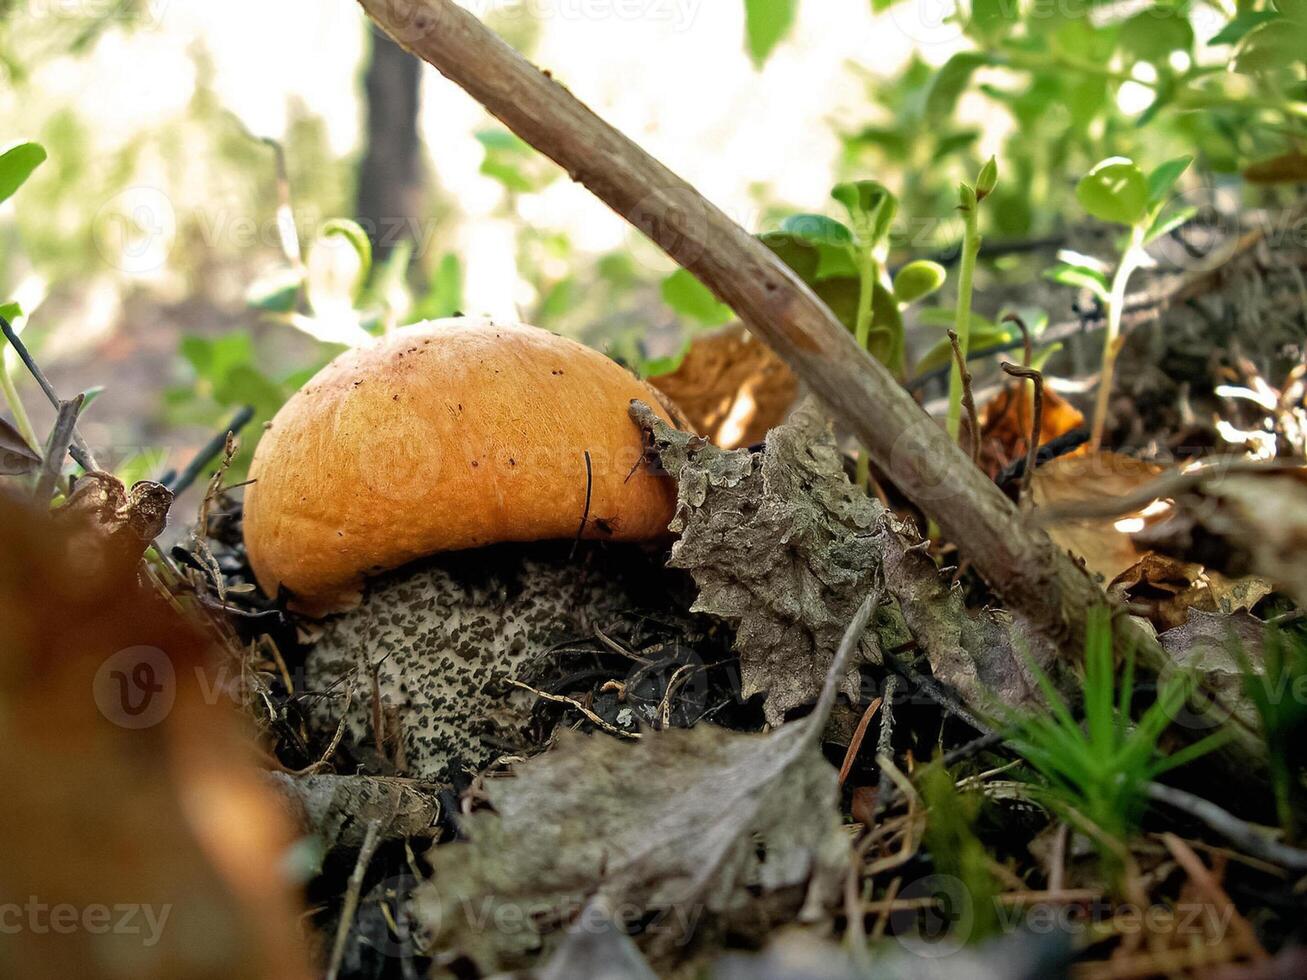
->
<box><xmin>1158</xmin><ymin>608</ymin><xmax>1266</xmax><ymax>729</ymax></box>
<box><xmin>0</xmin><ymin>416</ymin><xmax>40</xmax><ymax>475</ymax></box>
<box><xmin>534</xmin><ymin>899</ymin><xmax>659</xmax><ymax>980</ymax></box>
<box><xmin>265</xmin><ymin>772</ymin><xmax>441</xmax><ymax>853</ymax></box>
<box><xmin>711</xmin><ymin>927</ymin><xmax>1072</xmax><ymax>980</ymax></box>
<box><xmin>416</xmin><ymin>721</ymin><xmax>848</xmax><ymax>970</ymax></box>
<box><xmin>630</xmin><ymin>399</ymin><xmax>1058</xmax><ymax>724</ymax></box>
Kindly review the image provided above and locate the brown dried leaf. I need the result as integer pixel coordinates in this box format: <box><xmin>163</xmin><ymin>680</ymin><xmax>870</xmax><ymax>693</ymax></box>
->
<box><xmin>649</xmin><ymin>323</ymin><xmax>797</xmax><ymax>448</ymax></box>
<box><xmin>1202</xmin><ymin>471</ymin><xmax>1307</xmax><ymax>609</ymax></box>
<box><xmin>416</xmin><ymin>723</ymin><xmax>848</xmax><ymax>970</ymax></box>
<box><xmin>1109</xmin><ymin>553</ymin><xmax>1273</xmax><ymax>632</ymax></box>
<box><xmin>53</xmin><ymin>472</ymin><xmax>173</xmax><ymax>577</ymax></box>
<box><xmin>1031</xmin><ymin>452</ymin><xmax>1164</xmax><ymax>583</ymax></box>
<box><xmin>978</xmin><ymin>382</ymin><xmax>1084</xmax><ymax>479</ymax></box>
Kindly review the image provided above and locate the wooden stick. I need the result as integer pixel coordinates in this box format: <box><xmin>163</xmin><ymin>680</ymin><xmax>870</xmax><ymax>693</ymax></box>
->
<box><xmin>356</xmin><ymin>0</ymin><xmax>1262</xmax><ymax>767</ymax></box>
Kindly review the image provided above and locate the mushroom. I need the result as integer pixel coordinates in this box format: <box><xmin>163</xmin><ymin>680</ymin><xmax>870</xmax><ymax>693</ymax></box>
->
<box><xmin>243</xmin><ymin>316</ymin><xmax>684</xmax><ymax>777</ymax></box>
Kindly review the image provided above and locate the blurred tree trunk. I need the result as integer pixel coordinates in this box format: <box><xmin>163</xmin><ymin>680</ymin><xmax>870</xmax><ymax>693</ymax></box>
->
<box><xmin>356</xmin><ymin>26</ymin><xmax>426</xmax><ymax>265</ymax></box>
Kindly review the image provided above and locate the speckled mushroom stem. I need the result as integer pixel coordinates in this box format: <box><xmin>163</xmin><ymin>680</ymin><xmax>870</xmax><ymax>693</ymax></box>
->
<box><xmin>356</xmin><ymin>0</ymin><xmax>1263</xmax><ymax>771</ymax></box>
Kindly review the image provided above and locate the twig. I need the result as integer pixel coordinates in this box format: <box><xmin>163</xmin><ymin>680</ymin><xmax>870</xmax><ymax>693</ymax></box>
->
<box><xmin>0</xmin><ymin>313</ymin><xmax>100</xmax><ymax>472</ymax></box>
<box><xmin>358</xmin><ymin>0</ymin><xmax>1266</xmax><ymax>775</ymax></box>
<box><xmin>35</xmin><ymin>395</ymin><xmax>84</xmax><ymax>503</ymax></box>
<box><xmin>506</xmin><ymin>678</ymin><xmax>640</xmax><ymax>740</ymax></box>
<box><xmin>947</xmin><ymin>329</ymin><xmax>979</xmax><ymax>462</ymax></box>
<box><xmin>808</xmin><ymin>589</ymin><xmax>879</xmax><ymax>742</ymax></box>
<box><xmin>1160</xmin><ymin>832</ymin><xmax>1268</xmax><ymax>961</ymax></box>
<box><xmin>838</xmin><ymin>696</ymin><xmax>883</xmax><ymax>787</ymax></box>
<box><xmin>872</xmin><ymin>674</ymin><xmax>899</xmax><ymax>820</ymax></box>
<box><xmin>326</xmin><ymin>818</ymin><xmax>385</xmax><ymax>980</ymax></box>
<box><xmin>1034</xmin><ymin>458</ymin><xmax>1305</xmax><ymax>524</ymax></box>
<box><xmin>165</xmin><ymin>405</ymin><xmax>256</xmax><ymax>495</ymax></box>
<box><xmin>1003</xmin><ymin>311</ymin><xmax>1033</xmax><ymax>369</ymax></box>
<box><xmin>1146</xmin><ymin>782</ymin><xmax>1307</xmax><ymax>871</ymax></box>
<box><xmin>1001</xmin><ymin>362</ymin><xmax>1044</xmax><ymax>503</ymax></box>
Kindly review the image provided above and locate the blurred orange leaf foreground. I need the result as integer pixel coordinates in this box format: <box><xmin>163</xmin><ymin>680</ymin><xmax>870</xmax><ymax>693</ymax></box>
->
<box><xmin>0</xmin><ymin>490</ymin><xmax>310</xmax><ymax>980</ymax></box>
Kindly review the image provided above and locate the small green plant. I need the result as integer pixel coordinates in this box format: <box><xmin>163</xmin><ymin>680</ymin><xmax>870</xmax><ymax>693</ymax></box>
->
<box><xmin>0</xmin><ymin>139</ymin><xmax>47</xmax><ymax>455</ymax></box>
<box><xmin>1237</xmin><ymin>628</ymin><xmax>1307</xmax><ymax>843</ymax></box>
<box><xmin>918</xmin><ymin>762</ymin><xmax>1000</xmax><ymax>944</ymax></box>
<box><xmin>1005</xmin><ymin>606</ymin><xmax>1229</xmax><ymax>874</ymax></box>
<box><xmin>1050</xmin><ymin>155</ymin><xmax>1193</xmax><ymax>450</ymax></box>
<box><xmin>946</xmin><ymin>156</ymin><xmax>997</xmax><ymax>445</ymax></box>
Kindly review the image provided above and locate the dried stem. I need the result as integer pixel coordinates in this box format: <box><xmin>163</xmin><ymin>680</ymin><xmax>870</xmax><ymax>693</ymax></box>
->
<box><xmin>947</xmin><ymin>329</ymin><xmax>979</xmax><ymax>462</ymax></box>
<box><xmin>35</xmin><ymin>395</ymin><xmax>84</xmax><ymax>504</ymax></box>
<box><xmin>1002</xmin><ymin>311</ymin><xmax>1033</xmax><ymax>368</ymax></box>
<box><xmin>0</xmin><ymin>313</ymin><xmax>100</xmax><ymax>472</ymax></box>
<box><xmin>1001</xmin><ymin>362</ymin><xmax>1044</xmax><ymax>503</ymax></box>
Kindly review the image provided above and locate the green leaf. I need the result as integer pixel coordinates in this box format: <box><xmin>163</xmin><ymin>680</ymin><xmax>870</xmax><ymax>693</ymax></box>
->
<box><xmin>892</xmin><ymin>260</ymin><xmax>946</xmax><ymax>304</ymax></box>
<box><xmin>1144</xmin><ymin>204</ymin><xmax>1197</xmax><ymax>245</ymax></box>
<box><xmin>0</xmin><ymin>141</ymin><xmax>46</xmax><ymax>206</ymax></box>
<box><xmin>661</xmin><ymin>268</ymin><xmax>734</xmax><ymax>326</ymax></box>
<box><xmin>1076</xmin><ymin>157</ymin><xmax>1149</xmax><ymax>227</ymax></box>
<box><xmin>412</xmin><ymin>253</ymin><xmax>465</xmax><ymax>321</ymax></box>
<box><xmin>1045</xmin><ymin>263</ymin><xmax>1111</xmax><ymax>303</ymax></box>
<box><xmin>0</xmin><ymin>301</ymin><xmax>20</xmax><ymax>322</ymax></box>
<box><xmin>758</xmin><ymin>231</ymin><xmax>863</xmax><ymax>332</ymax></box>
<box><xmin>925</xmin><ymin>52</ymin><xmax>991</xmax><ymax>120</ymax></box>
<box><xmin>320</xmin><ymin>218</ymin><xmax>373</xmax><ymax>290</ymax></box>
<box><xmin>831</xmin><ymin>180</ymin><xmax>897</xmax><ymax>246</ymax></box>
<box><xmin>1234</xmin><ymin>21</ymin><xmax>1305</xmax><ymax>74</ymax></box>
<box><xmin>306</xmin><ymin>220</ymin><xmax>372</xmax><ymax>315</ymax></box>
<box><xmin>246</xmin><ymin>268</ymin><xmax>304</xmax><ymax>313</ymax></box>
<box><xmin>975</xmin><ymin>156</ymin><xmax>998</xmax><ymax>201</ymax></box>
<box><xmin>744</xmin><ymin>0</ymin><xmax>798</xmax><ymax>68</ymax></box>
<box><xmin>779</xmin><ymin>213</ymin><xmax>853</xmax><ymax>245</ymax></box>
<box><xmin>958</xmin><ymin>181</ymin><xmax>978</xmax><ymax>210</ymax></box>
<box><xmin>1275</xmin><ymin>0</ymin><xmax>1305</xmax><ymax>23</ymax></box>
<box><xmin>1119</xmin><ymin>7</ymin><xmax>1193</xmax><ymax>63</ymax></box>
<box><xmin>640</xmin><ymin>337</ymin><xmax>693</xmax><ymax>378</ymax></box>
<box><xmin>967</xmin><ymin>0</ymin><xmax>1018</xmax><ymax>44</ymax></box>
<box><xmin>1207</xmin><ymin>11</ymin><xmax>1279</xmax><ymax>47</ymax></box>
<box><xmin>914</xmin><ymin>314</ymin><xmax>1013</xmax><ymax>376</ymax></box>
<box><xmin>475</xmin><ymin>129</ymin><xmax>555</xmax><ymax>193</ymax></box>
<box><xmin>1146</xmin><ymin>155</ymin><xmax>1192</xmax><ymax>207</ymax></box>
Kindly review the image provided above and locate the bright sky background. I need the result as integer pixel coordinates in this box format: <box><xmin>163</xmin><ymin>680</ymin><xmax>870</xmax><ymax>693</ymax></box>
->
<box><xmin>14</xmin><ymin>0</ymin><xmax>964</xmax><ymax>315</ymax></box>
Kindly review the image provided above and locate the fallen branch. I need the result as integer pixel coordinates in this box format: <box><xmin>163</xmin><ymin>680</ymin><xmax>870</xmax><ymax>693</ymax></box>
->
<box><xmin>357</xmin><ymin>0</ymin><xmax>1264</xmax><ymax>772</ymax></box>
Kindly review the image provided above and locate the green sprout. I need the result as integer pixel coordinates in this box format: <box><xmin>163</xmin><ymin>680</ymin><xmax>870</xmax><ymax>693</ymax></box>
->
<box><xmin>1052</xmin><ymin>155</ymin><xmax>1193</xmax><ymax>451</ymax></box>
<box><xmin>1237</xmin><ymin>628</ymin><xmax>1307</xmax><ymax>843</ymax></box>
<box><xmin>946</xmin><ymin>156</ymin><xmax>996</xmax><ymax>446</ymax></box>
<box><xmin>1005</xmin><ymin>606</ymin><xmax>1230</xmax><ymax>877</ymax></box>
<box><xmin>0</xmin><ymin>140</ymin><xmax>47</xmax><ymax>455</ymax></box>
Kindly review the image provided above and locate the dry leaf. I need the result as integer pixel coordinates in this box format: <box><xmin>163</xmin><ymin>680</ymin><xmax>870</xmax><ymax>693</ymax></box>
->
<box><xmin>0</xmin><ymin>494</ymin><xmax>310</xmax><ymax>980</ymax></box>
<box><xmin>416</xmin><ymin>723</ymin><xmax>848</xmax><ymax>970</ymax></box>
<box><xmin>1031</xmin><ymin>452</ymin><xmax>1165</xmax><ymax>583</ymax></box>
<box><xmin>1201</xmin><ymin>471</ymin><xmax>1307</xmax><ymax>609</ymax></box>
<box><xmin>1109</xmin><ymin>553</ymin><xmax>1273</xmax><ymax>632</ymax></box>
<box><xmin>649</xmin><ymin>323</ymin><xmax>797</xmax><ymax>449</ymax></box>
<box><xmin>631</xmin><ymin>399</ymin><xmax>1060</xmax><ymax>724</ymax></box>
<box><xmin>978</xmin><ymin>382</ymin><xmax>1084</xmax><ymax>479</ymax></box>
<box><xmin>0</xmin><ymin>415</ymin><xmax>41</xmax><ymax>475</ymax></box>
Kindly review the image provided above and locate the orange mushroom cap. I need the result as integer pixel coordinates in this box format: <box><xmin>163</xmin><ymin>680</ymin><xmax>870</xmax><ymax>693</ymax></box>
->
<box><xmin>243</xmin><ymin>317</ymin><xmax>680</xmax><ymax>615</ymax></box>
